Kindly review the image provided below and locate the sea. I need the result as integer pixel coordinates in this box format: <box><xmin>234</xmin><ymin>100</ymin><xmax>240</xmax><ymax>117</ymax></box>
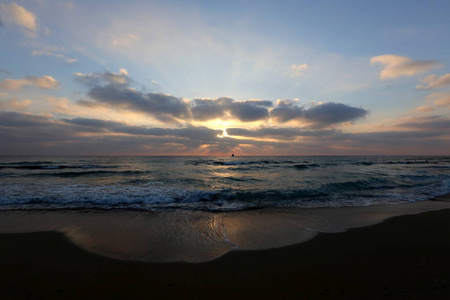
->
<box><xmin>0</xmin><ymin>156</ymin><xmax>449</xmax><ymax>212</ymax></box>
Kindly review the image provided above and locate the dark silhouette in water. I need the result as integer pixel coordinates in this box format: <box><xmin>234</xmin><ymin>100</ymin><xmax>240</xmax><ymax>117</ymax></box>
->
<box><xmin>231</xmin><ymin>153</ymin><xmax>234</xmax><ymax>157</ymax></box>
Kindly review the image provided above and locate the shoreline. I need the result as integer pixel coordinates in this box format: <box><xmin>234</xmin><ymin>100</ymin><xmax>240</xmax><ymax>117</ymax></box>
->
<box><xmin>1</xmin><ymin>195</ymin><xmax>450</xmax><ymax>298</ymax></box>
<box><xmin>1</xmin><ymin>195</ymin><xmax>450</xmax><ymax>263</ymax></box>
<box><xmin>1</xmin><ymin>204</ymin><xmax>450</xmax><ymax>298</ymax></box>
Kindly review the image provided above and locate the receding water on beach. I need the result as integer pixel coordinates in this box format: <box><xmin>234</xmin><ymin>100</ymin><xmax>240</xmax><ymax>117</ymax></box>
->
<box><xmin>0</xmin><ymin>156</ymin><xmax>449</xmax><ymax>211</ymax></box>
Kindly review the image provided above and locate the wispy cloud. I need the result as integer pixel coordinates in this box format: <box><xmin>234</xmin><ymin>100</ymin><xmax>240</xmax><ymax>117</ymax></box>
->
<box><xmin>416</xmin><ymin>73</ymin><xmax>450</xmax><ymax>90</ymax></box>
<box><xmin>46</xmin><ymin>97</ymin><xmax>70</xmax><ymax>112</ymax></box>
<box><xmin>0</xmin><ymin>76</ymin><xmax>59</xmax><ymax>91</ymax></box>
<box><xmin>410</xmin><ymin>106</ymin><xmax>434</xmax><ymax>114</ymax></box>
<box><xmin>0</xmin><ymin>2</ymin><xmax>38</xmax><ymax>38</ymax></box>
<box><xmin>0</xmin><ymin>78</ymin><xmax>29</xmax><ymax>91</ymax></box>
<box><xmin>393</xmin><ymin>115</ymin><xmax>450</xmax><ymax>131</ymax></box>
<box><xmin>0</xmin><ymin>97</ymin><xmax>32</xmax><ymax>110</ymax></box>
<box><xmin>289</xmin><ymin>64</ymin><xmax>309</xmax><ymax>77</ymax></box>
<box><xmin>426</xmin><ymin>93</ymin><xmax>450</xmax><ymax>108</ymax></box>
<box><xmin>32</xmin><ymin>49</ymin><xmax>79</xmax><ymax>64</ymax></box>
<box><xmin>370</xmin><ymin>54</ymin><xmax>441</xmax><ymax>79</ymax></box>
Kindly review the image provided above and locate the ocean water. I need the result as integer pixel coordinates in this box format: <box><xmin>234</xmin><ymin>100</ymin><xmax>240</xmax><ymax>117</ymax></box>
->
<box><xmin>0</xmin><ymin>156</ymin><xmax>449</xmax><ymax>212</ymax></box>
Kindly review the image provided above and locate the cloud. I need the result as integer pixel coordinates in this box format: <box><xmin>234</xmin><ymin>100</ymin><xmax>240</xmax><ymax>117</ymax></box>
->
<box><xmin>191</xmin><ymin>98</ymin><xmax>272</xmax><ymax>122</ymax></box>
<box><xmin>426</xmin><ymin>93</ymin><xmax>450</xmax><ymax>108</ymax></box>
<box><xmin>411</xmin><ymin>106</ymin><xmax>434</xmax><ymax>113</ymax></box>
<box><xmin>76</xmin><ymin>70</ymin><xmax>190</xmax><ymax>123</ymax></box>
<box><xmin>0</xmin><ymin>98</ymin><xmax>32</xmax><ymax>110</ymax></box>
<box><xmin>0</xmin><ymin>78</ymin><xmax>29</xmax><ymax>91</ymax></box>
<box><xmin>88</xmin><ymin>86</ymin><xmax>191</xmax><ymax>123</ymax></box>
<box><xmin>394</xmin><ymin>115</ymin><xmax>450</xmax><ymax>131</ymax></box>
<box><xmin>0</xmin><ymin>111</ymin><xmax>233</xmax><ymax>155</ymax></box>
<box><xmin>0</xmin><ymin>111</ymin><xmax>52</xmax><ymax>128</ymax></box>
<box><xmin>77</xmin><ymin>71</ymin><xmax>276</xmax><ymax>124</ymax></box>
<box><xmin>289</xmin><ymin>64</ymin><xmax>309</xmax><ymax>77</ymax></box>
<box><xmin>304</xmin><ymin>103</ymin><xmax>368</xmax><ymax>127</ymax></box>
<box><xmin>62</xmin><ymin>117</ymin><xmax>222</xmax><ymax>141</ymax></box>
<box><xmin>0</xmin><ymin>2</ymin><xmax>37</xmax><ymax>37</ymax></box>
<box><xmin>28</xmin><ymin>76</ymin><xmax>59</xmax><ymax>89</ymax></box>
<box><xmin>269</xmin><ymin>100</ymin><xmax>304</xmax><ymax>123</ymax></box>
<box><xmin>77</xmin><ymin>99</ymin><xmax>103</xmax><ymax>108</ymax></box>
<box><xmin>334</xmin><ymin>130</ymin><xmax>448</xmax><ymax>145</ymax></box>
<box><xmin>32</xmin><ymin>50</ymin><xmax>79</xmax><ymax>64</ymax></box>
<box><xmin>47</xmin><ymin>97</ymin><xmax>70</xmax><ymax>112</ymax></box>
<box><xmin>270</xmin><ymin>101</ymin><xmax>368</xmax><ymax>128</ymax></box>
<box><xmin>111</xmin><ymin>33</ymin><xmax>139</xmax><ymax>46</ymax></box>
<box><xmin>75</xmin><ymin>69</ymin><xmax>130</xmax><ymax>87</ymax></box>
<box><xmin>227</xmin><ymin>100</ymin><xmax>272</xmax><ymax>122</ymax></box>
<box><xmin>326</xmin><ymin>127</ymin><xmax>450</xmax><ymax>155</ymax></box>
<box><xmin>1</xmin><ymin>111</ymin><xmax>448</xmax><ymax>156</ymax></box>
<box><xmin>370</xmin><ymin>54</ymin><xmax>442</xmax><ymax>79</ymax></box>
<box><xmin>75</xmin><ymin>70</ymin><xmax>370</xmax><ymax>128</ymax></box>
<box><xmin>191</xmin><ymin>98</ymin><xmax>230</xmax><ymax>121</ymax></box>
<box><xmin>226</xmin><ymin>127</ymin><xmax>339</xmax><ymax>140</ymax></box>
<box><xmin>416</xmin><ymin>73</ymin><xmax>450</xmax><ymax>90</ymax></box>
<box><xmin>65</xmin><ymin>58</ymin><xmax>79</xmax><ymax>64</ymax></box>
<box><xmin>0</xmin><ymin>76</ymin><xmax>59</xmax><ymax>91</ymax></box>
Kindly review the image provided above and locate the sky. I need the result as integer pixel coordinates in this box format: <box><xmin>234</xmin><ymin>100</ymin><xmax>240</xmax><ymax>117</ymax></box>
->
<box><xmin>0</xmin><ymin>0</ymin><xmax>449</xmax><ymax>155</ymax></box>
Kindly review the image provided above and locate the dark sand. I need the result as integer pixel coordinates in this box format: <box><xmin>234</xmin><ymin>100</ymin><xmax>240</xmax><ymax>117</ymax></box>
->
<box><xmin>2</xmin><ymin>204</ymin><xmax>450</xmax><ymax>299</ymax></box>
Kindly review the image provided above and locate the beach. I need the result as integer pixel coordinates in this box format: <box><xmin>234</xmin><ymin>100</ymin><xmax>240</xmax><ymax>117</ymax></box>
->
<box><xmin>1</xmin><ymin>195</ymin><xmax>450</xmax><ymax>299</ymax></box>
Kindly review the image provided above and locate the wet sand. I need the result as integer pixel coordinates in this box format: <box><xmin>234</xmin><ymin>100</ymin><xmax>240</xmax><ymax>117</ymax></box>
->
<box><xmin>1</xmin><ymin>198</ymin><xmax>450</xmax><ymax>299</ymax></box>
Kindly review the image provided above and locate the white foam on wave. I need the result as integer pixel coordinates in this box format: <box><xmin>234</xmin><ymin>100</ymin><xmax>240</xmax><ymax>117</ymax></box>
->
<box><xmin>221</xmin><ymin>161</ymin><xmax>250</xmax><ymax>165</ymax></box>
<box><xmin>0</xmin><ymin>175</ymin><xmax>449</xmax><ymax>211</ymax></box>
<box><xmin>0</xmin><ymin>181</ymin><xmax>238</xmax><ymax>211</ymax></box>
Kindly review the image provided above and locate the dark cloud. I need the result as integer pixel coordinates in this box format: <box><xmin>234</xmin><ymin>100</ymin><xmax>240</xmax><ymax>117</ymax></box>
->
<box><xmin>76</xmin><ymin>71</ymin><xmax>274</xmax><ymax>124</ymax></box>
<box><xmin>88</xmin><ymin>85</ymin><xmax>191</xmax><ymax>123</ymax></box>
<box><xmin>270</xmin><ymin>101</ymin><xmax>368</xmax><ymax>128</ymax></box>
<box><xmin>394</xmin><ymin>115</ymin><xmax>450</xmax><ymax>131</ymax></box>
<box><xmin>0</xmin><ymin>112</ymin><xmax>232</xmax><ymax>155</ymax></box>
<box><xmin>304</xmin><ymin>102</ymin><xmax>368</xmax><ymax>127</ymax></box>
<box><xmin>191</xmin><ymin>97</ymin><xmax>272</xmax><ymax>122</ymax></box>
<box><xmin>226</xmin><ymin>127</ymin><xmax>339</xmax><ymax>139</ymax></box>
<box><xmin>334</xmin><ymin>130</ymin><xmax>448</xmax><ymax>142</ymax></box>
<box><xmin>326</xmin><ymin>130</ymin><xmax>450</xmax><ymax>154</ymax></box>
<box><xmin>75</xmin><ymin>70</ymin><xmax>130</xmax><ymax>87</ymax></box>
<box><xmin>62</xmin><ymin>117</ymin><xmax>222</xmax><ymax>142</ymax></box>
<box><xmin>270</xmin><ymin>100</ymin><xmax>304</xmax><ymax>123</ymax></box>
<box><xmin>0</xmin><ymin>111</ymin><xmax>52</xmax><ymax>127</ymax></box>
<box><xmin>76</xmin><ymin>71</ymin><xmax>190</xmax><ymax>123</ymax></box>
<box><xmin>1</xmin><ymin>111</ymin><xmax>448</xmax><ymax>155</ymax></box>
<box><xmin>227</xmin><ymin>101</ymin><xmax>271</xmax><ymax>122</ymax></box>
<box><xmin>76</xmin><ymin>70</ymin><xmax>369</xmax><ymax>127</ymax></box>
<box><xmin>191</xmin><ymin>97</ymin><xmax>231</xmax><ymax>121</ymax></box>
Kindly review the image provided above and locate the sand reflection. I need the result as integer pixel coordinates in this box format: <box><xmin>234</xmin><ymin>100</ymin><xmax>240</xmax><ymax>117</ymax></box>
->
<box><xmin>0</xmin><ymin>200</ymin><xmax>449</xmax><ymax>263</ymax></box>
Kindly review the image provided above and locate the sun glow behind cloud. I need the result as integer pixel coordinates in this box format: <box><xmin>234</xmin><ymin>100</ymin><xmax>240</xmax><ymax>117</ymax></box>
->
<box><xmin>0</xmin><ymin>1</ymin><xmax>449</xmax><ymax>155</ymax></box>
